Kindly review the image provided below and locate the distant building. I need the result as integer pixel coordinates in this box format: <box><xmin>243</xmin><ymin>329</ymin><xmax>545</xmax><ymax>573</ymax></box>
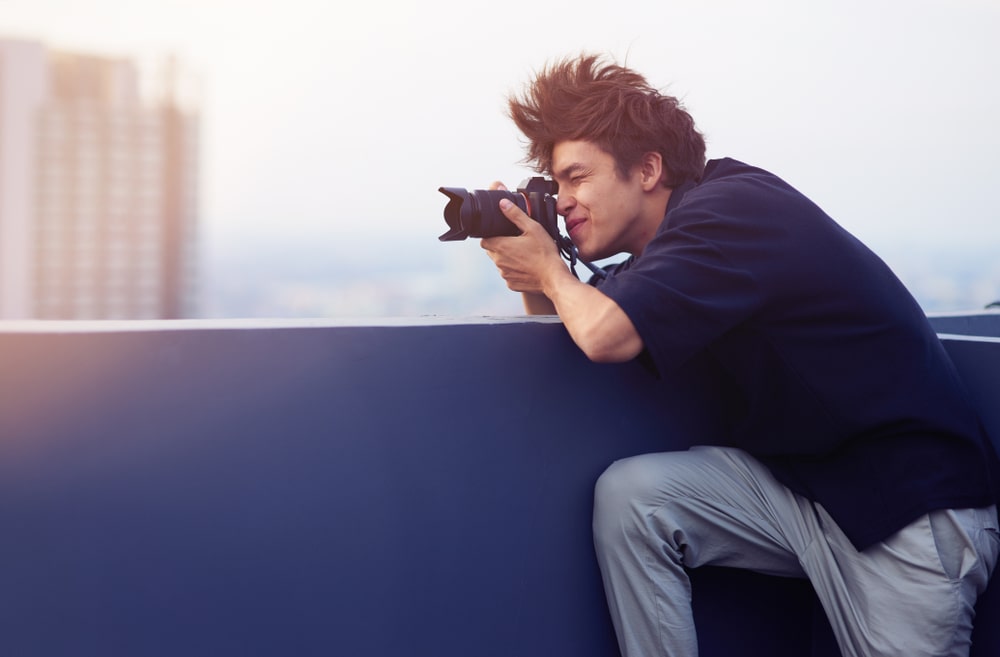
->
<box><xmin>0</xmin><ymin>38</ymin><xmax>199</xmax><ymax>319</ymax></box>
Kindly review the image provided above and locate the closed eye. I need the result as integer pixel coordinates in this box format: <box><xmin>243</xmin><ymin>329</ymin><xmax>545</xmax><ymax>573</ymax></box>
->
<box><xmin>555</xmin><ymin>163</ymin><xmax>590</xmax><ymax>189</ymax></box>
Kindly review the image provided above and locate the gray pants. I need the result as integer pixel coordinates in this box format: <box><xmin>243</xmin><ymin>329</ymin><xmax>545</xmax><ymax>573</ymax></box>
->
<box><xmin>593</xmin><ymin>446</ymin><xmax>1000</xmax><ymax>657</ymax></box>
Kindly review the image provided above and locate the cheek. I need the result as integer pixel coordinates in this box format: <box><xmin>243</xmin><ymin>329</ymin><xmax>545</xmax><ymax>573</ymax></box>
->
<box><xmin>602</xmin><ymin>193</ymin><xmax>639</xmax><ymax>225</ymax></box>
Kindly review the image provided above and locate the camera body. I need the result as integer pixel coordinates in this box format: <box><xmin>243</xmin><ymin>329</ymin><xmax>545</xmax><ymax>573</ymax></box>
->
<box><xmin>438</xmin><ymin>177</ymin><xmax>559</xmax><ymax>241</ymax></box>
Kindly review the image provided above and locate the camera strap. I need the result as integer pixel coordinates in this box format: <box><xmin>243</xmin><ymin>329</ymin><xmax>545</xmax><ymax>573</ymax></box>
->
<box><xmin>557</xmin><ymin>235</ymin><xmax>607</xmax><ymax>281</ymax></box>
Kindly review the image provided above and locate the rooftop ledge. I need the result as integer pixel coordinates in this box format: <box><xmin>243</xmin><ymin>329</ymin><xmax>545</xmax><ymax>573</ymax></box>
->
<box><xmin>0</xmin><ymin>315</ymin><xmax>565</xmax><ymax>333</ymax></box>
<box><xmin>0</xmin><ymin>307</ymin><xmax>996</xmax><ymax>334</ymax></box>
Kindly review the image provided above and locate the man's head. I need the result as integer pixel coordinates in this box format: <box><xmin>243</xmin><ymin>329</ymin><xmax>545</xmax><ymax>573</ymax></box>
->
<box><xmin>507</xmin><ymin>54</ymin><xmax>706</xmax><ymax>188</ymax></box>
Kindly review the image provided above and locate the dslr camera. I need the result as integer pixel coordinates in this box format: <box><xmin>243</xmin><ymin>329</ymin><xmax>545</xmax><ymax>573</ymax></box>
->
<box><xmin>438</xmin><ymin>177</ymin><xmax>559</xmax><ymax>241</ymax></box>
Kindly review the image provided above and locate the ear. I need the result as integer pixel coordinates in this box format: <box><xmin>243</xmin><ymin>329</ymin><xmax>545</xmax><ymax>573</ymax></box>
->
<box><xmin>638</xmin><ymin>152</ymin><xmax>664</xmax><ymax>192</ymax></box>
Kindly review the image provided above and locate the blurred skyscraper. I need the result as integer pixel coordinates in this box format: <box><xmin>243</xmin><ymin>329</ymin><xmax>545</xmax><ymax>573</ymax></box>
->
<box><xmin>0</xmin><ymin>38</ymin><xmax>199</xmax><ymax>319</ymax></box>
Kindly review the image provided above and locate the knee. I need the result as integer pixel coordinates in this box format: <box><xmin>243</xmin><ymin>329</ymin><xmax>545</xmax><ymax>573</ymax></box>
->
<box><xmin>595</xmin><ymin>457</ymin><xmax>645</xmax><ymax>518</ymax></box>
<box><xmin>593</xmin><ymin>455</ymin><xmax>666</xmax><ymax>551</ymax></box>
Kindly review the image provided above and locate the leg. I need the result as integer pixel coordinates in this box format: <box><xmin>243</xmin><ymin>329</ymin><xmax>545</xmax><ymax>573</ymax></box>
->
<box><xmin>592</xmin><ymin>446</ymin><xmax>813</xmax><ymax>657</ymax></box>
<box><xmin>593</xmin><ymin>446</ymin><xmax>1000</xmax><ymax>657</ymax></box>
<box><xmin>803</xmin><ymin>504</ymin><xmax>1000</xmax><ymax>657</ymax></box>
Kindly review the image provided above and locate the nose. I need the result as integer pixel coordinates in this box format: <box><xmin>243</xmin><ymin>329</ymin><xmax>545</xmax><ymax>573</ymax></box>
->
<box><xmin>556</xmin><ymin>192</ymin><xmax>575</xmax><ymax>216</ymax></box>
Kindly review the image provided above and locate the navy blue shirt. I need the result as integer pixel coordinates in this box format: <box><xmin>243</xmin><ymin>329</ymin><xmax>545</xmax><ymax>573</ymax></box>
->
<box><xmin>596</xmin><ymin>158</ymin><xmax>998</xmax><ymax>549</ymax></box>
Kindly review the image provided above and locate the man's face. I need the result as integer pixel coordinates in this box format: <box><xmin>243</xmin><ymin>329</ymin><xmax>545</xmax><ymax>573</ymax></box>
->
<box><xmin>551</xmin><ymin>140</ymin><xmax>647</xmax><ymax>261</ymax></box>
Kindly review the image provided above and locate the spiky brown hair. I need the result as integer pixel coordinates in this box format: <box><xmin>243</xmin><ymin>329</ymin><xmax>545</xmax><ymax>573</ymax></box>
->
<box><xmin>508</xmin><ymin>54</ymin><xmax>706</xmax><ymax>187</ymax></box>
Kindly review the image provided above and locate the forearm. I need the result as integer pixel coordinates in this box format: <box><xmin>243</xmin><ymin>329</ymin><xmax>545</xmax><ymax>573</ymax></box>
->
<box><xmin>522</xmin><ymin>292</ymin><xmax>557</xmax><ymax>315</ymax></box>
<box><xmin>542</xmin><ymin>268</ymin><xmax>643</xmax><ymax>363</ymax></box>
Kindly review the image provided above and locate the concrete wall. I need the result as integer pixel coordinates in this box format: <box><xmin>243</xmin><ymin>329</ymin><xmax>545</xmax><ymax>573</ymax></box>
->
<box><xmin>0</xmin><ymin>315</ymin><xmax>996</xmax><ymax>656</ymax></box>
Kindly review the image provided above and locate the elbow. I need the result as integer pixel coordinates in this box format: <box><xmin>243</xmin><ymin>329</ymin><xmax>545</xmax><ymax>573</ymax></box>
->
<box><xmin>558</xmin><ymin>290</ymin><xmax>644</xmax><ymax>363</ymax></box>
<box><xmin>578</xmin><ymin>331</ymin><xmax>644</xmax><ymax>364</ymax></box>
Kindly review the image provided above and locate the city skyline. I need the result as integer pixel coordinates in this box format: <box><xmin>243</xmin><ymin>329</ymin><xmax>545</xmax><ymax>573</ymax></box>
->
<box><xmin>0</xmin><ymin>38</ymin><xmax>200</xmax><ymax>319</ymax></box>
<box><xmin>0</xmin><ymin>0</ymin><xmax>998</xmax><ymax>319</ymax></box>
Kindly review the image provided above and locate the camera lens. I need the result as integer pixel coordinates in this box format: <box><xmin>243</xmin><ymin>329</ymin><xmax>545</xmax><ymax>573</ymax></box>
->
<box><xmin>438</xmin><ymin>188</ymin><xmax>527</xmax><ymax>241</ymax></box>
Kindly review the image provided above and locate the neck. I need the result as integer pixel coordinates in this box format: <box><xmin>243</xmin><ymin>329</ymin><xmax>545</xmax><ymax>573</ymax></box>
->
<box><xmin>629</xmin><ymin>187</ymin><xmax>673</xmax><ymax>257</ymax></box>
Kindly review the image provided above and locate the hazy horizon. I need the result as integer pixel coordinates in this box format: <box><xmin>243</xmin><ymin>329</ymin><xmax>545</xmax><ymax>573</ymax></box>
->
<box><xmin>2</xmin><ymin>0</ymin><xmax>998</xmax><ymax>318</ymax></box>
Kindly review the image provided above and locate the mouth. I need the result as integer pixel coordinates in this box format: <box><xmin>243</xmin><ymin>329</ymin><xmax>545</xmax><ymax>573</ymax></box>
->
<box><xmin>565</xmin><ymin>217</ymin><xmax>586</xmax><ymax>237</ymax></box>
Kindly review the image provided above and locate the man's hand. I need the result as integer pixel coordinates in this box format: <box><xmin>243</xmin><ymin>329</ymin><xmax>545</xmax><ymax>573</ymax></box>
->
<box><xmin>479</xmin><ymin>185</ymin><xmax>644</xmax><ymax>363</ymax></box>
<box><xmin>480</xmin><ymin>195</ymin><xmax>565</xmax><ymax>296</ymax></box>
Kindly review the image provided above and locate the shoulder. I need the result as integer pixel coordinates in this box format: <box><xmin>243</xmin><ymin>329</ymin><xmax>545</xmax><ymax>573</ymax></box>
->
<box><xmin>685</xmin><ymin>159</ymin><xmax>808</xmax><ymax>209</ymax></box>
<box><xmin>663</xmin><ymin>158</ymin><xmax>829</xmax><ymax>234</ymax></box>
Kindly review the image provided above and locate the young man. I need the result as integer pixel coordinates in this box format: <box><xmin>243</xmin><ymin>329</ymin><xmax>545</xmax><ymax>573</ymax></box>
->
<box><xmin>480</xmin><ymin>54</ymin><xmax>1000</xmax><ymax>657</ymax></box>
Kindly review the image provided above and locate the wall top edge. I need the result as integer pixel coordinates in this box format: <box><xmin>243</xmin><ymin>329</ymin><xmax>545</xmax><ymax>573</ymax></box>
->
<box><xmin>0</xmin><ymin>316</ymin><xmax>563</xmax><ymax>334</ymax></box>
<box><xmin>937</xmin><ymin>333</ymin><xmax>1000</xmax><ymax>344</ymax></box>
<box><xmin>4</xmin><ymin>317</ymin><xmax>998</xmax><ymax>339</ymax></box>
<box><xmin>928</xmin><ymin>310</ymin><xmax>1000</xmax><ymax>318</ymax></box>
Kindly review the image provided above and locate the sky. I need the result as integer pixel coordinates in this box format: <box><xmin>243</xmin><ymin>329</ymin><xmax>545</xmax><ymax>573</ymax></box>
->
<box><xmin>1</xmin><ymin>0</ymin><xmax>998</xmax><ymax>281</ymax></box>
